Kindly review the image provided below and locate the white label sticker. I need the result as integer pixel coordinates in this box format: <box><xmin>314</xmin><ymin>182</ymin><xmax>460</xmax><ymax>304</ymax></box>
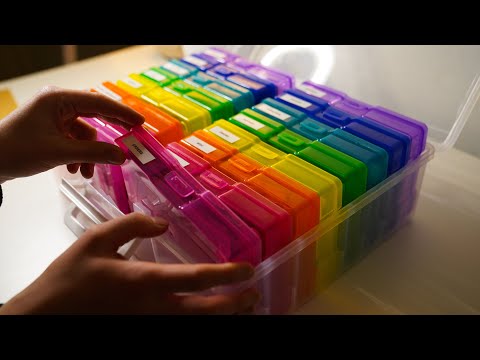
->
<box><xmin>163</xmin><ymin>62</ymin><xmax>189</xmax><ymax>76</ymax></box>
<box><xmin>204</xmin><ymin>49</ymin><xmax>227</xmax><ymax>59</ymax></box>
<box><xmin>95</xmin><ymin>84</ymin><xmax>122</xmax><ymax>101</ymax></box>
<box><xmin>167</xmin><ymin>150</ymin><xmax>190</xmax><ymax>167</ymax></box>
<box><xmin>123</xmin><ymin>78</ymin><xmax>142</xmax><ymax>89</ymax></box>
<box><xmin>143</xmin><ymin>69</ymin><xmax>167</xmax><ymax>82</ymax></box>
<box><xmin>121</xmin><ymin>135</ymin><xmax>155</xmax><ymax>165</ymax></box>
<box><xmin>298</xmin><ymin>84</ymin><xmax>328</xmax><ymax>98</ymax></box>
<box><xmin>209</xmin><ymin>126</ymin><xmax>240</xmax><ymax>144</ymax></box>
<box><xmin>185</xmin><ymin>136</ymin><xmax>216</xmax><ymax>154</ymax></box>
<box><xmin>232</xmin><ymin>113</ymin><xmax>265</xmax><ymax>130</ymax></box>
<box><xmin>279</xmin><ymin>93</ymin><xmax>312</xmax><ymax>109</ymax></box>
<box><xmin>255</xmin><ymin>103</ymin><xmax>291</xmax><ymax>121</ymax></box>
<box><xmin>184</xmin><ymin>55</ymin><xmax>208</xmax><ymax>67</ymax></box>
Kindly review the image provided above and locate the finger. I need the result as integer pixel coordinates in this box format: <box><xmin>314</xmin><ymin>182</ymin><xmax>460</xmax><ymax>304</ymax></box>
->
<box><xmin>171</xmin><ymin>288</ymin><xmax>260</xmax><ymax>315</ymax></box>
<box><xmin>69</xmin><ymin>119</ymin><xmax>97</xmax><ymax>179</ymax></box>
<box><xmin>56</xmin><ymin>138</ymin><xmax>126</xmax><ymax>165</ymax></box>
<box><xmin>67</xmin><ymin>163</ymin><xmax>80</xmax><ymax>174</ymax></box>
<box><xmin>129</xmin><ymin>262</ymin><xmax>255</xmax><ymax>293</ymax></box>
<box><xmin>95</xmin><ymin>115</ymin><xmax>137</xmax><ymax>130</ymax></box>
<box><xmin>56</xmin><ymin>89</ymin><xmax>144</xmax><ymax>127</ymax></box>
<box><xmin>83</xmin><ymin>212</ymin><xmax>169</xmax><ymax>254</ymax></box>
<box><xmin>80</xmin><ymin>163</ymin><xmax>94</xmax><ymax>179</ymax></box>
<box><xmin>68</xmin><ymin>118</ymin><xmax>97</xmax><ymax>140</ymax></box>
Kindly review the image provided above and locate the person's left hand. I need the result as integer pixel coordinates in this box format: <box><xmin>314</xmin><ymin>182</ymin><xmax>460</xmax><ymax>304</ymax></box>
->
<box><xmin>0</xmin><ymin>86</ymin><xmax>144</xmax><ymax>183</ymax></box>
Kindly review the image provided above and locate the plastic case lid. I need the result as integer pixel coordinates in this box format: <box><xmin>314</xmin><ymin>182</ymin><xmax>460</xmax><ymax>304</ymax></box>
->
<box><xmin>201</xmin><ymin>47</ymin><xmax>241</xmax><ymax>63</ymax></box>
<box><xmin>228</xmin><ymin>57</ymin><xmax>295</xmax><ymax>95</ymax></box>
<box><xmin>141</xmin><ymin>87</ymin><xmax>212</xmax><ymax>134</ymax></box>
<box><xmin>271</xmin><ymin>154</ymin><xmax>342</xmax><ymax>219</ymax></box>
<box><xmin>166</xmin><ymin>80</ymin><xmax>235</xmax><ymax>121</ymax></box>
<box><xmin>204</xmin><ymin>119</ymin><xmax>260</xmax><ymax>151</ymax></box>
<box><xmin>94</xmin><ymin>81</ymin><xmax>184</xmax><ymax>145</ymax></box>
<box><xmin>140</xmin><ymin>67</ymin><xmax>178</xmax><ymax>86</ymax></box>
<box><xmin>180</xmin><ymin>54</ymin><xmax>219</xmax><ymax>71</ymax></box>
<box><xmin>180</xmin><ymin>130</ymin><xmax>238</xmax><ymax>165</ymax></box>
<box><xmin>116</xmin><ymin>74</ymin><xmax>157</xmax><ymax>98</ymax></box>
<box><xmin>217</xmin><ymin>153</ymin><xmax>264</xmax><ymax>183</ymax></box>
<box><xmin>166</xmin><ymin>142</ymin><xmax>210</xmax><ymax>176</ymax></box>
<box><xmin>242</xmin><ymin>141</ymin><xmax>287</xmax><ymax>167</ymax></box>
<box><xmin>229</xmin><ymin>109</ymin><xmax>285</xmax><ymax>141</ymax></box>
<box><xmin>161</xmin><ymin>59</ymin><xmax>198</xmax><ymax>78</ymax></box>
<box><xmin>253</xmin><ymin>98</ymin><xmax>306</xmax><ymax>127</ymax></box>
<box><xmin>223</xmin><ymin>46</ymin><xmax>480</xmax><ymax>152</ymax></box>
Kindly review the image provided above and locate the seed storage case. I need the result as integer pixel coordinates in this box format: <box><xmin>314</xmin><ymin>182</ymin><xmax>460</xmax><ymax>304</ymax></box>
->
<box><xmin>59</xmin><ymin>47</ymin><xmax>480</xmax><ymax>314</ymax></box>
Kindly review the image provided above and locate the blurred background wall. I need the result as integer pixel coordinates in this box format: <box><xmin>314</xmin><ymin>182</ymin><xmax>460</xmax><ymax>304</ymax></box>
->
<box><xmin>0</xmin><ymin>45</ymin><xmax>130</xmax><ymax>81</ymax></box>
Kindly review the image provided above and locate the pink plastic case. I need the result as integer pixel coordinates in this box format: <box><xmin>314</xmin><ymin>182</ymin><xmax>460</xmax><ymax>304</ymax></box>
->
<box><xmin>114</xmin><ymin>125</ymin><xmax>262</xmax><ymax>266</ymax></box>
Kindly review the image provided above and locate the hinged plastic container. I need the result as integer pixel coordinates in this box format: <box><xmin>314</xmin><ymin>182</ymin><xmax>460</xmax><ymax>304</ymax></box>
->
<box><xmin>59</xmin><ymin>46</ymin><xmax>480</xmax><ymax>315</ymax></box>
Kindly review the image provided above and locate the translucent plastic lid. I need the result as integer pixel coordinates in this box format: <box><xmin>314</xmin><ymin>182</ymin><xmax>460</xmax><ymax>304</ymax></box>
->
<box><xmin>185</xmin><ymin>46</ymin><xmax>480</xmax><ymax>152</ymax></box>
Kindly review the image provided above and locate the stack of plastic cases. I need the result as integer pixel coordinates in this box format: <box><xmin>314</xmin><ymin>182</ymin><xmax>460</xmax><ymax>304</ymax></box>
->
<box><xmin>116</xmin><ymin>74</ymin><xmax>212</xmax><ymax>135</ymax></box>
<box><xmin>90</xmin><ymin>76</ymin><xmax>428</xmax><ymax>312</ymax></box>
<box><xmin>114</xmin><ymin>126</ymin><xmax>262</xmax><ymax>266</ymax></box>
<box><xmin>92</xmin><ymin>82</ymin><xmax>184</xmax><ymax>145</ymax></box>
<box><xmin>163</xmin><ymin>80</ymin><xmax>235</xmax><ymax>121</ymax></box>
<box><xmin>195</xmin><ymin>47</ymin><xmax>295</xmax><ymax>94</ymax></box>
<box><xmin>174</xmin><ymin>124</ymin><xmax>325</xmax><ymax>311</ymax></box>
<box><xmin>166</xmin><ymin>53</ymin><xmax>280</xmax><ymax>104</ymax></box>
<box><xmin>199</xmin><ymin>120</ymin><xmax>342</xmax><ymax>306</ymax></box>
<box><xmin>206</xmin><ymin>64</ymin><xmax>278</xmax><ymax>103</ymax></box>
<box><xmin>219</xmin><ymin>87</ymin><xmax>425</xmax><ymax>272</ymax></box>
<box><xmin>164</xmin><ymin>142</ymin><xmax>296</xmax><ymax>313</ymax></box>
<box><xmin>183</xmin><ymin>72</ymin><xmax>255</xmax><ymax>113</ymax></box>
<box><xmin>59</xmin><ymin>48</ymin><xmax>478</xmax><ymax>315</ymax></box>
<box><xmin>272</xmin><ymin>82</ymin><xmax>428</xmax><ymax>267</ymax></box>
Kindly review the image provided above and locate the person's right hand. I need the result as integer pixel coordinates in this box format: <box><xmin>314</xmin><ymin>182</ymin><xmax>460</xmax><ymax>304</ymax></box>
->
<box><xmin>0</xmin><ymin>213</ymin><xmax>259</xmax><ymax>315</ymax></box>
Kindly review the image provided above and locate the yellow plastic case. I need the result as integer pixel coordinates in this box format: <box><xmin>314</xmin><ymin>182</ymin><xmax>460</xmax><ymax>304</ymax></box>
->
<box><xmin>204</xmin><ymin>120</ymin><xmax>260</xmax><ymax>151</ymax></box>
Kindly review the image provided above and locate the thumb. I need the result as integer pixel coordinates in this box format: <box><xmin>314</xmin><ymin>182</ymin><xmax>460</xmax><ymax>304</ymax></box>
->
<box><xmin>83</xmin><ymin>213</ymin><xmax>169</xmax><ymax>255</ymax></box>
<box><xmin>58</xmin><ymin>138</ymin><xmax>126</xmax><ymax>165</ymax></box>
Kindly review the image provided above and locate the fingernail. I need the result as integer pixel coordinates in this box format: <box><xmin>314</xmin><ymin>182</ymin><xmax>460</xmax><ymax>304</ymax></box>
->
<box><xmin>108</xmin><ymin>148</ymin><xmax>126</xmax><ymax>165</ymax></box>
<box><xmin>152</xmin><ymin>217</ymin><xmax>169</xmax><ymax>228</ymax></box>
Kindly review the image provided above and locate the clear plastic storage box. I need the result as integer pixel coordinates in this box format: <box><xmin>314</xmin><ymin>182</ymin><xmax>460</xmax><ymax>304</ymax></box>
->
<box><xmin>59</xmin><ymin>46</ymin><xmax>480</xmax><ymax>314</ymax></box>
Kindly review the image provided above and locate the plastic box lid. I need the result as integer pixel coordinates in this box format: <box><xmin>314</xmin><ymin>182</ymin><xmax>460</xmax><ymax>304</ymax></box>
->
<box><xmin>228</xmin><ymin>45</ymin><xmax>480</xmax><ymax>152</ymax></box>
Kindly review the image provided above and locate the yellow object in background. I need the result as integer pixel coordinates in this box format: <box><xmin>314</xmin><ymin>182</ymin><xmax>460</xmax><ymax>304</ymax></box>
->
<box><xmin>155</xmin><ymin>45</ymin><xmax>184</xmax><ymax>59</ymax></box>
<box><xmin>0</xmin><ymin>89</ymin><xmax>17</xmax><ymax>119</ymax></box>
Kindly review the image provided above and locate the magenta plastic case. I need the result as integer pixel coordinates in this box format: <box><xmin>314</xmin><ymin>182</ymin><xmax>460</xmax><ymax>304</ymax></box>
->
<box><xmin>166</xmin><ymin>142</ymin><xmax>293</xmax><ymax>259</ymax></box>
<box><xmin>114</xmin><ymin>125</ymin><xmax>262</xmax><ymax>265</ymax></box>
<box><xmin>82</xmin><ymin>117</ymin><xmax>131</xmax><ymax>214</ymax></box>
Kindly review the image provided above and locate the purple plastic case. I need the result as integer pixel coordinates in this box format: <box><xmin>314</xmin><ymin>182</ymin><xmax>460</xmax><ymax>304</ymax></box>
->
<box><xmin>363</xmin><ymin>106</ymin><xmax>428</xmax><ymax>160</ymax></box>
<box><xmin>82</xmin><ymin>117</ymin><xmax>131</xmax><ymax>214</ymax></box>
<box><xmin>201</xmin><ymin>47</ymin><xmax>241</xmax><ymax>63</ymax></box>
<box><xmin>115</xmin><ymin>125</ymin><xmax>262</xmax><ymax>266</ymax></box>
<box><xmin>298</xmin><ymin>81</ymin><xmax>346</xmax><ymax>104</ymax></box>
<box><xmin>333</xmin><ymin>97</ymin><xmax>372</xmax><ymax>117</ymax></box>
<box><xmin>228</xmin><ymin>58</ymin><xmax>295</xmax><ymax>95</ymax></box>
<box><xmin>180</xmin><ymin>54</ymin><xmax>220</xmax><ymax>71</ymax></box>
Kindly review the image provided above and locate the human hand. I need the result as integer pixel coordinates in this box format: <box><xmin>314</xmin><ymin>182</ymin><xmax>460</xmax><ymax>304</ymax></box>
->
<box><xmin>0</xmin><ymin>86</ymin><xmax>144</xmax><ymax>183</ymax></box>
<box><xmin>0</xmin><ymin>213</ymin><xmax>258</xmax><ymax>315</ymax></box>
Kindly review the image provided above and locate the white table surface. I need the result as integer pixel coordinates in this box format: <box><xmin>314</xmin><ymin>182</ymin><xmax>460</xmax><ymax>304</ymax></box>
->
<box><xmin>1</xmin><ymin>46</ymin><xmax>479</xmax><ymax>314</ymax></box>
